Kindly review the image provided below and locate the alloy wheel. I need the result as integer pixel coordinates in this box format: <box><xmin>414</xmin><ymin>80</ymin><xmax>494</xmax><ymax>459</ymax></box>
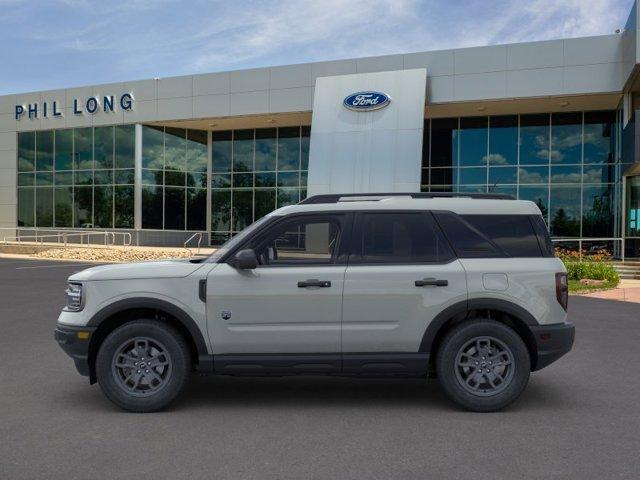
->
<box><xmin>454</xmin><ymin>336</ymin><xmax>515</xmax><ymax>397</ymax></box>
<box><xmin>111</xmin><ymin>337</ymin><xmax>173</xmax><ymax>397</ymax></box>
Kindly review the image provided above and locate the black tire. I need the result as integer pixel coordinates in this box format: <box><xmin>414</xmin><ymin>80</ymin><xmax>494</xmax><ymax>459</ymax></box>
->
<box><xmin>436</xmin><ymin>319</ymin><xmax>530</xmax><ymax>412</ymax></box>
<box><xmin>96</xmin><ymin>320</ymin><xmax>191</xmax><ymax>413</ymax></box>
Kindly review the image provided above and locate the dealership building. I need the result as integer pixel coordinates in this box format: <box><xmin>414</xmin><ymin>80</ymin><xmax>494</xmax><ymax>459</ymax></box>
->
<box><xmin>3</xmin><ymin>3</ymin><xmax>640</xmax><ymax>255</ymax></box>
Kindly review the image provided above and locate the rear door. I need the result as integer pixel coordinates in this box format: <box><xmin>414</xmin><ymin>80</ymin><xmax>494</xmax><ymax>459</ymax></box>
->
<box><xmin>341</xmin><ymin>211</ymin><xmax>467</xmax><ymax>356</ymax></box>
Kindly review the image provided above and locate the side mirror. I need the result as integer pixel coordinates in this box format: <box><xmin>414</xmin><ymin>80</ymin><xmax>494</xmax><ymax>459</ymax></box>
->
<box><xmin>233</xmin><ymin>249</ymin><xmax>258</xmax><ymax>270</ymax></box>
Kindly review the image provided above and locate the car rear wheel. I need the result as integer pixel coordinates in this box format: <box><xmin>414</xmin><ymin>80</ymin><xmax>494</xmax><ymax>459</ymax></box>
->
<box><xmin>96</xmin><ymin>320</ymin><xmax>191</xmax><ymax>412</ymax></box>
<box><xmin>436</xmin><ymin>319</ymin><xmax>530</xmax><ymax>412</ymax></box>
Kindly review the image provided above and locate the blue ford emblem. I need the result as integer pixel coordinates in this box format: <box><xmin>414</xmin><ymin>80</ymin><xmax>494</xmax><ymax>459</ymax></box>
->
<box><xmin>343</xmin><ymin>91</ymin><xmax>391</xmax><ymax>111</ymax></box>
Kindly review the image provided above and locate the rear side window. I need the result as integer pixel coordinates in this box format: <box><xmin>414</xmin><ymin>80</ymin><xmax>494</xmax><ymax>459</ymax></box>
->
<box><xmin>530</xmin><ymin>215</ymin><xmax>554</xmax><ymax>257</ymax></box>
<box><xmin>353</xmin><ymin>212</ymin><xmax>454</xmax><ymax>264</ymax></box>
<box><xmin>462</xmin><ymin>215</ymin><xmax>543</xmax><ymax>257</ymax></box>
<box><xmin>433</xmin><ymin>212</ymin><xmax>502</xmax><ymax>258</ymax></box>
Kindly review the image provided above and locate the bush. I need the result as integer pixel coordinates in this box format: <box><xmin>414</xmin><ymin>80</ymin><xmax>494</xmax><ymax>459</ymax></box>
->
<box><xmin>554</xmin><ymin>247</ymin><xmax>612</xmax><ymax>263</ymax></box>
<box><xmin>564</xmin><ymin>261</ymin><xmax>619</xmax><ymax>283</ymax></box>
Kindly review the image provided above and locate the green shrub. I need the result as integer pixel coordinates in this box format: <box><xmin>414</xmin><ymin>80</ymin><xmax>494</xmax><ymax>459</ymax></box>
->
<box><xmin>564</xmin><ymin>261</ymin><xmax>620</xmax><ymax>283</ymax></box>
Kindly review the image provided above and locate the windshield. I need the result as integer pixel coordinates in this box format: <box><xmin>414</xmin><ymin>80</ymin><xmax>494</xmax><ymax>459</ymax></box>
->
<box><xmin>205</xmin><ymin>215</ymin><xmax>272</xmax><ymax>263</ymax></box>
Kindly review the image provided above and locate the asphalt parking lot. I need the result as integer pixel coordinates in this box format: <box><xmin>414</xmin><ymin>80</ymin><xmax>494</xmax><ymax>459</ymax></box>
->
<box><xmin>1</xmin><ymin>257</ymin><xmax>639</xmax><ymax>480</ymax></box>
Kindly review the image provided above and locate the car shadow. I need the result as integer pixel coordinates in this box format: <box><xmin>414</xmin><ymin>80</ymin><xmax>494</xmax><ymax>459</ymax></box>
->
<box><xmin>52</xmin><ymin>372</ymin><xmax>574</xmax><ymax>414</ymax></box>
<box><xmin>182</xmin><ymin>375</ymin><xmax>446</xmax><ymax>409</ymax></box>
<box><xmin>173</xmin><ymin>374</ymin><xmax>573</xmax><ymax>413</ymax></box>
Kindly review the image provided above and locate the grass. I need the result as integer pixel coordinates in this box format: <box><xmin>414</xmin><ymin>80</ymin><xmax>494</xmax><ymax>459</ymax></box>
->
<box><xmin>569</xmin><ymin>279</ymin><xmax>618</xmax><ymax>294</ymax></box>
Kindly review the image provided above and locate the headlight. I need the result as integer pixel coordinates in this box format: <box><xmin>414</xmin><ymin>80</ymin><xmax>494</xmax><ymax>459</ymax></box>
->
<box><xmin>65</xmin><ymin>283</ymin><xmax>84</xmax><ymax>312</ymax></box>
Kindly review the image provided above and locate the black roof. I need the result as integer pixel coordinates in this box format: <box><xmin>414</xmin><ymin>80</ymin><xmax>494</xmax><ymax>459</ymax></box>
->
<box><xmin>299</xmin><ymin>192</ymin><xmax>515</xmax><ymax>205</ymax></box>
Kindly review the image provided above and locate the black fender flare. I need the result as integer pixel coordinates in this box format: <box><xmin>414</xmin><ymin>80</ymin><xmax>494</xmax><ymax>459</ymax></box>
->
<box><xmin>419</xmin><ymin>298</ymin><xmax>539</xmax><ymax>353</ymax></box>
<box><xmin>86</xmin><ymin>297</ymin><xmax>209</xmax><ymax>357</ymax></box>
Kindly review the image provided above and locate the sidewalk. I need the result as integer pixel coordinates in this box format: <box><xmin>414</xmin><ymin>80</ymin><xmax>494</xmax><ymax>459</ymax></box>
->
<box><xmin>579</xmin><ymin>279</ymin><xmax>640</xmax><ymax>303</ymax></box>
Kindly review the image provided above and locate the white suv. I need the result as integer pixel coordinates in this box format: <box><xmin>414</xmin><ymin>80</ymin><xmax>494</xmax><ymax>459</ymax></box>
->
<box><xmin>55</xmin><ymin>193</ymin><xmax>574</xmax><ymax>412</ymax></box>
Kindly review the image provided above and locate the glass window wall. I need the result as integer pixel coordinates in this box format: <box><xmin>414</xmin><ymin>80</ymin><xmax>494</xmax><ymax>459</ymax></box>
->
<box><xmin>422</xmin><ymin>110</ymin><xmax>619</xmax><ymax>239</ymax></box>
<box><xmin>17</xmin><ymin>112</ymin><xmax>618</xmax><ymax>245</ymax></box>
<box><xmin>17</xmin><ymin>125</ymin><xmax>135</xmax><ymax>229</ymax></box>
<box><xmin>140</xmin><ymin>125</ymin><xmax>208</xmax><ymax>230</ymax></box>
<box><xmin>211</xmin><ymin>126</ymin><xmax>310</xmax><ymax>243</ymax></box>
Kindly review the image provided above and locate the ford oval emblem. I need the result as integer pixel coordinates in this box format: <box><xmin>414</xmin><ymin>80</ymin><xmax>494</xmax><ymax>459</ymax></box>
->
<box><xmin>343</xmin><ymin>91</ymin><xmax>391</xmax><ymax>111</ymax></box>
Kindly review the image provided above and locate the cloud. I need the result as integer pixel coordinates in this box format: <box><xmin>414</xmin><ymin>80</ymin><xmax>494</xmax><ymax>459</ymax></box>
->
<box><xmin>449</xmin><ymin>0</ymin><xmax>632</xmax><ymax>47</ymax></box>
<box><xmin>0</xmin><ymin>0</ymin><xmax>634</xmax><ymax>94</ymax></box>
<box><xmin>583</xmin><ymin>167</ymin><xmax>608</xmax><ymax>183</ymax></box>
<box><xmin>482</xmin><ymin>153</ymin><xmax>508</xmax><ymax>165</ymax></box>
<box><xmin>552</xmin><ymin>131</ymin><xmax>582</xmax><ymax>149</ymax></box>
<box><xmin>550</xmin><ymin>169</ymin><xmax>582</xmax><ymax>183</ymax></box>
<box><xmin>519</xmin><ymin>167</ymin><xmax>546</xmax><ymax>184</ymax></box>
<box><xmin>189</xmin><ymin>0</ymin><xmax>420</xmax><ymax>70</ymax></box>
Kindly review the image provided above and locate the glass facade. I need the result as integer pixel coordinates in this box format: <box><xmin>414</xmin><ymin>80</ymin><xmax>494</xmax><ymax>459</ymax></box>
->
<box><xmin>17</xmin><ymin>124</ymin><xmax>309</xmax><ymax>242</ymax></box>
<box><xmin>210</xmin><ymin>126</ymin><xmax>310</xmax><ymax>244</ymax></box>
<box><xmin>141</xmin><ymin>126</ymin><xmax>208</xmax><ymax>231</ymax></box>
<box><xmin>15</xmin><ymin>112</ymin><xmax>623</xmax><ymax>246</ymax></box>
<box><xmin>422</xmin><ymin>111</ymin><xmax>623</xmax><ymax>239</ymax></box>
<box><xmin>17</xmin><ymin>125</ymin><xmax>135</xmax><ymax>228</ymax></box>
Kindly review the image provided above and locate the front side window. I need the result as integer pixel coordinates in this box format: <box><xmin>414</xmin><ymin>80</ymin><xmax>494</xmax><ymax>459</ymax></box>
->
<box><xmin>252</xmin><ymin>217</ymin><xmax>341</xmax><ymax>266</ymax></box>
<box><xmin>354</xmin><ymin>212</ymin><xmax>453</xmax><ymax>264</ymax></box>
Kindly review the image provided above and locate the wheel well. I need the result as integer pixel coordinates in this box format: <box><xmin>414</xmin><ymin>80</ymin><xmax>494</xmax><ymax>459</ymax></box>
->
<box><xmin>87</xmin><ymin>308</ymin><xmax>199</xmax><ymax>383</ymax></box>
<box><xmin>428</xmin><ymin>308</ymin><xmax>538</xmax><ymax>373</ymax></box>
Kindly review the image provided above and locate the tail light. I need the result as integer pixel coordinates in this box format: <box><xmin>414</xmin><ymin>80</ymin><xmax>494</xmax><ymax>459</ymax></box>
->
<box><xmin>555</xmin><ymin>272</ymin><xmax>568</xmax><ymax>311</ymax></box>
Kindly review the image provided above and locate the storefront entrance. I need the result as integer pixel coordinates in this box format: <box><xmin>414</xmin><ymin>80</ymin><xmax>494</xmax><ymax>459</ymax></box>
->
<box><xmin>625</xmin><ymin>175</ymin><xmax>640</xmax><ymax>258</ymax></box>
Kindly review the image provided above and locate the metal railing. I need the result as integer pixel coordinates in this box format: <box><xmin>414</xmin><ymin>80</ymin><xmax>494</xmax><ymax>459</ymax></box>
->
<box><xmin>1</xmin><ymin>229</ymin><xmax>132</xmax><ymax>248</ymax></box>
<box><xmin>552</xmin><ymin>237</ymin><xmax>625</xmax><ymax>261</ymax></box>
<box><xmin>183</xmin><ymin>232</ymin><xmax>203</xmax><ymax>255</ymax></box>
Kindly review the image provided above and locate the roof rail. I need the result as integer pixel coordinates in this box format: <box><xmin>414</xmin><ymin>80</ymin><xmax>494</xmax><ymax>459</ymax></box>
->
<box><xmin>299</xmin><ymin>192</ymin><xmax>515</xmax><ymax>205</ymax></box>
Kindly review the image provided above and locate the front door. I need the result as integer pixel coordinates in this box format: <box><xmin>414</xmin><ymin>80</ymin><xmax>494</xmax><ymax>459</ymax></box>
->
<box><xmin>341</xmin><ymin>212</ymin><xmax>467</xmax><ymax>357</ymax></box>
<box><xmin>206</xmin><ymin>214</ymin><xmax>350</xmax><ymax>360</ymax></box>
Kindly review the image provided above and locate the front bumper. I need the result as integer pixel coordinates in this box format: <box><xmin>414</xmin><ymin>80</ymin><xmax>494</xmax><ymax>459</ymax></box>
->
<box><xmin>54</xmin><ymin>324</ymin><xmax>96</xmax><ymax>377</ymax></box>
<box><xmin>530</xmin><ymin>322</ymin><xmax>575</xmax><ymax>371</ymax></box>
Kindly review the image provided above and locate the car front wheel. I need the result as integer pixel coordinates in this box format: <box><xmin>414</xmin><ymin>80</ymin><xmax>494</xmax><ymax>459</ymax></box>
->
<box><xmin>436</xmin><ymin>319</ymin><xmax>531</xmax><ymax>412</ymax></box>
<box><xmin>96</xmin><ymin>320</ymin><xmax>191</xmax><ymax>412</ymax></box>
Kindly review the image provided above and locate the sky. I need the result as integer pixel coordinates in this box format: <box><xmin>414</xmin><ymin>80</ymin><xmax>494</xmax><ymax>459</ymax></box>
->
<box><xmin>0</xmin><ymin>0</ymin><xmax>635</xmax><ymax>95</ymax></box>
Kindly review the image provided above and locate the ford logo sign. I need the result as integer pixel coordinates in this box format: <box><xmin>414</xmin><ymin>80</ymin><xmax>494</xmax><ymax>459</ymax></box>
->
<box><xmin>343</xmin><ymin>91</ymin><xmax>391</xmax><ymax>111</ymax></box>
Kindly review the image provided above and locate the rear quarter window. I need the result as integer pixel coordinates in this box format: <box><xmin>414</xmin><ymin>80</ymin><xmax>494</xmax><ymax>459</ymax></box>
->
<box><xmin>530</xmin><ymin>215</ymin><xmax>554</xmax><ymax>257</ymax></box>
<box><xmin>462</xmin><ymin>214</ymin><xmax>543</xmax><ymax>257</ymax></box>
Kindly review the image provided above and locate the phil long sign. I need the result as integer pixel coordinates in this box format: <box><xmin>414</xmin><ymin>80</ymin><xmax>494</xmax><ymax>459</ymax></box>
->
<box><xmin>15</xmin><ymin>93</ymin><xmax>134</xmax><ymax>120</ymax></box>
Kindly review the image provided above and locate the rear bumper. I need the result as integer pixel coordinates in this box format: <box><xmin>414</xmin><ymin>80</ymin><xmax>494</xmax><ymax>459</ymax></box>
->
<box><xmin>530</xmin><ymin>322</ymin><xmax>575</xmax><ymax>371</ymax></box>
<box><xmin>54</xmin><ymin>324</ymin><xmax>96</xmax><ymax>377</ymax></box>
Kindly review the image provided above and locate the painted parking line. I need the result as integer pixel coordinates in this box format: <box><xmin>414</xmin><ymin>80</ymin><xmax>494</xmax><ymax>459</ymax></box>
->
<box><xmin>0</xmin><ymin>260</ymin><xmax>89</xmax><ymax>266</ymax></box>
<box><xmin>0</xmin><ymin>260</ymin><xmax>53</xmax><ymax>266</ymax></box>
<box><xmin>14</xmin><ymin>263</ymin><xmax>98</xmax><ymax>270</ymax></box>
<box><xmin>0</xmin><ymin>258</ymin><xmax>97</xmax><ymax>266</ymax></box>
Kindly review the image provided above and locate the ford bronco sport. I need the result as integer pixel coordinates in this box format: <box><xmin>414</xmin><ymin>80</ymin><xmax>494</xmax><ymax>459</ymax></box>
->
<box><xmin>55</xmin><ymin>192</ymin><xmax>574</xmax><ymax>412</ymax></box>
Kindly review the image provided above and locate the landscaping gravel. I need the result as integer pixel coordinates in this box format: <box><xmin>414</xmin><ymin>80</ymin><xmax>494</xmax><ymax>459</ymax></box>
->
<box><xmin>32</xmin><ymin>247</ymin><xmax>194</xmax><ymax>263</ymax></box>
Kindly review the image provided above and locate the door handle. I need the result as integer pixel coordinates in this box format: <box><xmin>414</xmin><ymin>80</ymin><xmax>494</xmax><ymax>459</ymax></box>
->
<box><xmin>298</xmin><ymin>279</ymin><xmax>332</xmax><ymax>288</ymax></box>
<box><xmin>415</xmin><ymin>278</ymin><xmax>448</xmax><ymax>287</ymax></box>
